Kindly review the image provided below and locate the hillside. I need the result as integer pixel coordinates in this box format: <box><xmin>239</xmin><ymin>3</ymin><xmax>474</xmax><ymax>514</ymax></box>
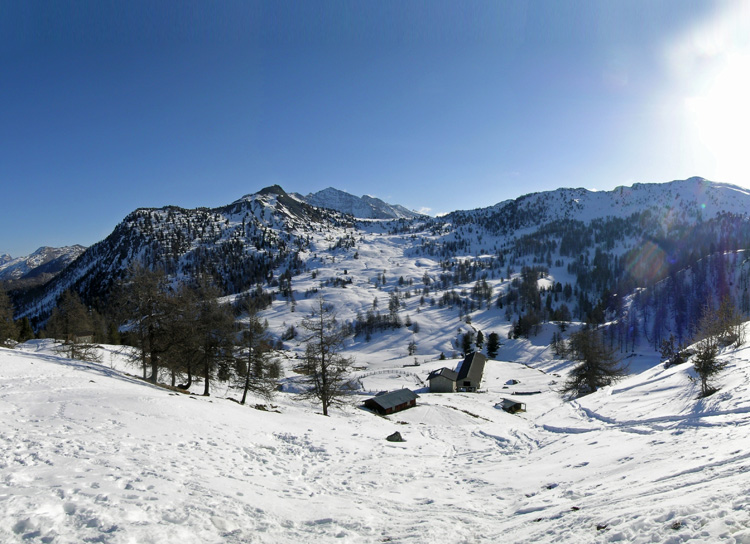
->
<box><xmin>3</xmin><ymin>334</ymin><xmax>750</xmax><ymax>543</ymax></box>
<box><xmin>15</xmin><ymin>178</ymin><xmax>750</xmax><ymax>362</ymax></box>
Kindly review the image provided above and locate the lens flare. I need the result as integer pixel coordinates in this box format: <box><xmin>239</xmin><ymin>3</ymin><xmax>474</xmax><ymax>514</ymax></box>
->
<box><xmin>625</xmin><ymin>240</ymin><xmax>668</xmax><ymax>285</ymax></box>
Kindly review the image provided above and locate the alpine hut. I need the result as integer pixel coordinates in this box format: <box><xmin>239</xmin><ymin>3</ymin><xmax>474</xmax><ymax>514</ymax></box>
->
<box><xmin>363</xmin><ymin>389</ymin><xmax>419</xmax><ymax>415</ymax></box>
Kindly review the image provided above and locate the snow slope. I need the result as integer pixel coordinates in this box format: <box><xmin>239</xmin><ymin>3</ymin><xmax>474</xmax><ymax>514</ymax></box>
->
<box><xmin>3</xmin><ymin>338</ymin><xmax>750</xmax><ymax>543</ymax></box>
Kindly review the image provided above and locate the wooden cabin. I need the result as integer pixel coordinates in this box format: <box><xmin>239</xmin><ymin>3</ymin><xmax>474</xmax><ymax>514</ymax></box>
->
<box><xmin>363</xmin><ymin>389</ymin><xmax>418</xmax><ymax>415</ymax></box>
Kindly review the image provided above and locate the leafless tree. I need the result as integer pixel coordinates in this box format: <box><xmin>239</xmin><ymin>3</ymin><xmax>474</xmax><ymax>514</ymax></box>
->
<box><xmin>300</xmin><ymin>297</ymin><xmax>354</xmax><ymax>416</ymax></box>
<box><xmin>236</xmin><ymin>302</ymin><xmax>277</xmax><ymax>404</ymax></box>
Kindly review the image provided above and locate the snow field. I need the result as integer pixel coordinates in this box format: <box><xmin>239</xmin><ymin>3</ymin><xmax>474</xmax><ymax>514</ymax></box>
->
<box><xmin>4</xmin><ymin>337</ymin><xmax>750</xmax><ymax>543</ymax></box>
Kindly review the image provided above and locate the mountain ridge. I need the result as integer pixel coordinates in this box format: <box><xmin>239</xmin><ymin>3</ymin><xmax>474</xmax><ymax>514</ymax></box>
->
<box><xmin>295</xmin><ymin>187</ymin><xmax>424</xmax><ymax>220</ymax></box>
<box><xmin>0</xmin><ymin>245</ymin><xmax>86</xmax><ymax>284</ymax></box>
<box><xmin>13</xmin><ymin>176</ymin><xmax>750</xmax><ymax>360</ymax></box>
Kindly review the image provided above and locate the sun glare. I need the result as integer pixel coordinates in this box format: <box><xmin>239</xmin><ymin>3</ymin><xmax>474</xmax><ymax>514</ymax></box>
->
<box><xmin>685</xmin><ymin>54</ymin><xmax>750</xmax><ymax>184</ymax></box>
<box><xmin>674</xmin><ymin>2</ymin><xmax>750</xmax><ymax>187</ymax></box>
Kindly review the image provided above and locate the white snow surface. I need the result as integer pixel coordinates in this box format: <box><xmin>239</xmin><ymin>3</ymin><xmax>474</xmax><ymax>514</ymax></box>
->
<box><xmin>3</xmin><ymin>338</ymin><xmax>750</xmax><ymax>543</ymax></box>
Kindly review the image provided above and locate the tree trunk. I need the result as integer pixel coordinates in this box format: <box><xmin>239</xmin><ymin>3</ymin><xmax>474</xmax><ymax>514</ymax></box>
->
<box><xmin>149</xmin><ymin>354</ymin><xmax>158</xmax><ymax>384</ymax></box>
<box><xmin>148</xmin><ymin>324</ymin><xmax>158</xmax><ymax>384</ymax></box>
<box><xmin>178</xmin><ymin>367</ymin><xmax>192</xmax><ymax>390</ymax></box>
<box><xmin>241</xmin><ymin>369</ymin><xmax>250</xmax><ymax>405</ymax></box>
<box><xmin>203</xmin><ymin>359</ymin><xmax>211</xmax><ymax>396</ymax></box>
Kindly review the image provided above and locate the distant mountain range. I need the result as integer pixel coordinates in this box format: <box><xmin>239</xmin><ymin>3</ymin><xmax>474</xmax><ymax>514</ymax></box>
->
<box><xmin>0</xmin><ymin>245</ymin><xmax>86</xmax><ymax>286</ymax></box>
<box><xmin>10</xmin><ymin>177</ymin><xmax>750</xmax><ymax>356</ymax></box>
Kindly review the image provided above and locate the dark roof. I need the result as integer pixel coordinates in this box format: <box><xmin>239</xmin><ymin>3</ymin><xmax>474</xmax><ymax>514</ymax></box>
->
<box><xmin>498</xmin><ymin>399</ymin><xmax>522</xmax><ymax>409</ymax></box>
<box><xmin>364</xmin><ymin>389</ymin><xmax>418</xmax><ymax>411</ymax></box>
<box><xmin>497</xmin><ymin>399</ymin><xmax>526</xmax><ymax>413</ymax></box>
<box><xmin>456</xmin><ymin>352</ymin><xmax>486</xmax><ymax>381</ymax></box>
<box><xmin>428</xmin><ymin>367</ymin><xmax>458</xmax><ymax>381</ymax></box>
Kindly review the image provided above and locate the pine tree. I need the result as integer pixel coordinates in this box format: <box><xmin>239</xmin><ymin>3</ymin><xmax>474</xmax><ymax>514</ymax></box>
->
<box><xmin>476</xmin><ymin>330</ymin><xmax>484</xmax><ymax>351</ymax></box>
<box><xmin>659</xmin><ymin>335</ymin><xmax>684</xmax><ymax>368</ymax></box>
<box><xmin>486</xmin><ymin>332</ymin><xmax>501</xmax><ymax>359</ymax></box>
<box><xmin>461</xmin><ymin>331</ymin><xmax>475</xmax><ymax>356</ymax></box>
<box><xmin>562</xmin><ymin>328</ymin><xmax>627</xmax><ymax>398</ymax></box>
<box><xmin>17</xmin><ymin>317</ymin><xmax>34</xmax><ymax>343</ymax></box>
<box><xmin>0</xmin><ymin>289</ymin><xmax>18</xmax><ymax>346</ymax></box>
<box><xmin>693</xmin><ymin>335</ymin><xmax>724</xmax><ymax>398</ymax></box>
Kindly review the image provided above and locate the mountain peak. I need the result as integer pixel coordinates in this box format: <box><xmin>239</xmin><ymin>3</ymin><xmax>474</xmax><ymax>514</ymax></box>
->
<box><xmin>299</xmin><ymin>188</ymin><xmax>423</xmax><ymax>220</ymax></box>
<box><xmin>0</xmin><ymin>245</ymin><xmax>87</xmax><ymax>284</ymax></box>
<box><xmin>257</xmin><ymin>185</ymin><xmax>288</xmax><ymax>197</ymax></box>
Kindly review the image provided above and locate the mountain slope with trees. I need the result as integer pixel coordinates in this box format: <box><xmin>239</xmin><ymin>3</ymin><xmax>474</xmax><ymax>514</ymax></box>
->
<box><xmin>8</xmin><ymin>177</ymin><xmax>750</xmax><ymax>373</ymax></box>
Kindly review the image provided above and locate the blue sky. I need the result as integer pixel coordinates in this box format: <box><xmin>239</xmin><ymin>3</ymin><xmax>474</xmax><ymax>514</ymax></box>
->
<box><xmin>2</xmin><ymin>1</ymin><xmax>749</xmax><ymax>257</ymax></box>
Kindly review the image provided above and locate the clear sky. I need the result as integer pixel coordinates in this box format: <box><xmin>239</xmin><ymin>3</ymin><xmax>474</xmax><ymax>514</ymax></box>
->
<box><xmin>2</xmin><ymin>1</ymin><xmax>750</xmax><ymax>257</ymax></box>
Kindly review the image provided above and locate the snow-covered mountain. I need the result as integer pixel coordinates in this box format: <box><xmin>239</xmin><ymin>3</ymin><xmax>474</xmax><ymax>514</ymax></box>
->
<box><xmin>0</xmin><ymin>245</ymin><xmax>86</xmax><ymax>282</ymax></box>
<box><xmin>8</xmin><ymin>177</ymin><xmax>750</xmax><ymax>542</ymax></box>
<box><xmin>15</xmin><ymin>177</ymin><xmax>750</xmax><ymax>356</ymax></box>
<box><xmin>16</xmin><ymin>185</ymin><xmax>350</xmax><ymax>320</ymax></box>
<box><xmin>449</xmin><ymin>176</ymin><xmax>750</xmax><ymax>231</ymax></box>
<box><xmin>297</xmin><ymin>187</ymin><xmax>423</xmax><ymax>220</ymax></box>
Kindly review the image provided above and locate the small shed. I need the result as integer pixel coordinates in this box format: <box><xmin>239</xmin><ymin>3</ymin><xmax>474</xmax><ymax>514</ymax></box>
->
<box><xmin>427</xmin><ymin>367</ymin><xmax>458</xmax><ymax>393</ymax></box>
<box><xmin>496</xmin><ymin>399</ymin><xmax>526</xmax><ymax>414</ymax></box>
<box><xmin>363</xmin><ymin>389</ymin><xmax>419</xmax><ymax>415</ymax></box>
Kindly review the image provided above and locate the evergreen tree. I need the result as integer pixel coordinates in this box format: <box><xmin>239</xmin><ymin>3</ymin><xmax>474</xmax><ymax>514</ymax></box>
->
<box><xmin>562</xmin><ymin>328</ymin><xmax>627</xmax><ymax>398</ymax></box>
<box><xmin>659</xmin><ymin>335</ymin><xmax>684</xmax><ymax>368</ymax></box>
<box><xmin>691</xmin><ymin>298</ymin><xmax>735</xmax><ymax>397</ymax></box>
<box><xmin>0</xmin><ymin>289</ymin><xmax>18</xmax><ymax>345</ymax></box>
<box><xmin>551</xmin><ymin>331</ymin><xmax>567</xmax><ymax>358</ymax></box>
<box><xmin>475</xmin><ymin>330</ymin><xmax>484</xmax><ymax>350</ymax></box>
<box><xmin>461</xmin><ymin>331</ymin><xmax>475</xmax><ymax>356</ymax></box>
<box><xmin>17</xmin><ymin>317</ymin><xmax>34</xmax><ymax>343</ymax></box>
<box><xmin>161</xmin><ymin>283</ymin><xmax>201</xmax><ymax>388</ymax></box>
<box><xmin>693</xmin><ymin>335</ymin><xmax>724</xmax><ymax>398</ymax></box>
<box><xmin>486</xmin><ymin>332</ymin><xmax>501</xmax><ymax>359</ymax></box>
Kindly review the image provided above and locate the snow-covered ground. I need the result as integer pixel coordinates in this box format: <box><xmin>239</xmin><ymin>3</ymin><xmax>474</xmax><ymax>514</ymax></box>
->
<box><xmin>3</xmin><ymin>337</ymin><xmax>750</xmax><ymax>543</ymax></box>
